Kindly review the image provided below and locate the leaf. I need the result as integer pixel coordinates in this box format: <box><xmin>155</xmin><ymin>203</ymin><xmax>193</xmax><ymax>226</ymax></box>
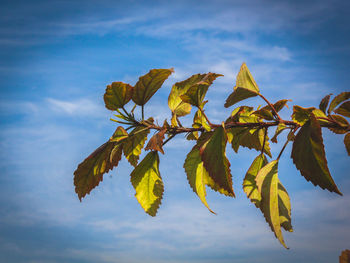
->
<box><xmin>193</xmin><ymin>110</ymin><xmax>211</xmax><ymax>131</ymax></box>
<box><xmin>224</xmin><ymin>63</ymin><xmax>259</xmax><ymax>108</ymax></box>
<box><xmin>271</xmin><ymin>123</ymin><xmax>287</xmax><ymax>143</ymax></box>
<box><xmin>132</xmin><ymin>68</ymin><xmax>174</xmax><ymax>106</ymax></box>
<box><xmin>344</xmin><ymin>133</ymin><xmax>350</xmax><ymax>156</ymax></box>
<box><xmin>228</xmin><ymin>127</ymin><xmax>272</xmax><ymax>157</ymax></box>
<box><xmin>319</xmin><ymin>94</ymin><xmax>332</xmax><ymax>113</ymax></box>
<box><xmin>200</xmin><ymin>126</ymin><xmax>235</xmax><ymax>196</ymax></box>
<box><xmin>184</xmin><ymin>145</ymin><xmax>215</xmax><ymax>213</ymax></box>
<box><xmin>334</xmin><ymin>101</ymin><xmax>350</xmax><ymax>117</ymax></box>
<box><xmin>278</xmin><ymin>183</ymin><xmax>293</xmax><ymax>232</ymax></box>
<box><xmin>243</xmin><ymin>154</ymin><xmax>268</xmax><ymax>207</ymax></box>
<box><xmin>145</xmin><ymin>129</ymin><xmax>166</xmax><ymax>154</ymax></box>
<box><xmin>168</xmin><ymin>73</ymin><xmax>214</xmax><ymax>118</ymax></box>
<box><xmin>74</xmin><ymin>141</ymin><xmax>122</xmax><ymax>201</ymax></box>
<box><xmin>123</xmin><ymin>126</ymin><xmax>150</xmax><ymax>167</ymax></box>
<box><xmin>255</xmin><ymin>160</ymin><xmax>289</xmax><ymax>248</ymax></box>
<box><xmin>104</xmin><ymin>82</ymin><xmax>133</xmax><ymax>110</ymax></box>
<box><xmin>291</xmin><ymin>105</ymin><xmax>315</xmax><ymax>125</ymax></box>
<box><xmin>328</xmin><ymin>91</ymin><xmax>350</xmax><ymax>114</ymax></box>
<box><xmin>110</xmin><ymin>126</ymin><xmax>128</xmax><ymax>142</ymax></box>
<box><xmin>260</xmin><ymin>99</ymin><xmax>289</xmax><ymax>114</ymax></box>
<box><xmin>339</xmin><ymin>249</ymin><xmax>350</xmax><ymax>263</ymax></box>
<box><xmin>328</xmin><ymin>114</ymin><xmax>349</xmax><ymax>134</ymax></box>
<box><xmin>130</xmin><ymin>151</ymin><xmax>164</xmax><ymax>216</ymax></box>
<box><xmin>253</xmin><ymin>108</ymin><xmax>274</xmax><ymax>120</ymax></box>
<box><xmin>180</xmin><ymin>73</ymin><xmax>222</xmax><ymax>107</ymax></box>
<box><xmin>224</xmin><ymin>87</ymin><xmax>258</xmax><ymax>108</ymax></box>
<box><xmin>291</xmin><ymin>113</ymin><xmax>342</xmax><ymax>195</ymax></box>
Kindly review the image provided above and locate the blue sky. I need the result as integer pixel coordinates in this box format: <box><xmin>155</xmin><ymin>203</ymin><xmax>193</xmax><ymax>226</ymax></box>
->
<box><xmin>0</xmin><ymin>0</ymin><xmax>349</xmax><ymax>262</ymax></box>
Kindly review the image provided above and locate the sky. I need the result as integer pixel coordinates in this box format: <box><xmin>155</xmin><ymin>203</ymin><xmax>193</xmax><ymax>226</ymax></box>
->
<box><xmin>0</xmin><ymin>0</ymin><xmax>350</xmax><ymax>262</ymax></box>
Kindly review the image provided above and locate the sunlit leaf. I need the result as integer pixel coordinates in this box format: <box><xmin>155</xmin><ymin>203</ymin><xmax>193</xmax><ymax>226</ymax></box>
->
<box><xmin>123</xmin><ymin>126</ymin><xmax>150</xmax><ymax>167</ymax></box>
<box><xmin>243</xmin><ymin>154</ymin><xmax>268</xmax><ymax>207</ymax></box>
<box><xmin>345</xmin><ymin>133</ymin><xmax>350</xmax><ymax>156</ymax></box>
<box><xmin>200</xmin><ymin>126</ymin><xmax>235</xmax><ymax>196</ymax></box>
<box><xmin>260</xmin><ymin>99</ymin><xmax>289</xmax><ymax>115</ymax></box>
<box><xmin>74</xmin><ymin>141</ymin><xmax>122</xmax><ymax>201</ymax></box>
<box><xmin>224</xmin><ymin>63</ymin><xmax>259</xmax><ymax>108</ymax></box>
<box><xmin>110</xmin><ymin>126</ymin><xmax>128</xmax><ymax>142</ymax></box>
<box><xmin>334</xmin><ymin>101</ymin><xmax>350</xmax><ymax>118</ymax></box>
<box><xmin>228</xmin><ymin>127</ymin><xmax>272</xmax><ymax>157</ymax></box>
<box><xmin>278</xmin><ymin>183</ymin><xmax>293</xmax><ymax>232</ymax></box>
<box><xmin>319</xmin><ymin>94</ymin><xmax>332</xmax><ymax>113</ymax></box>
<box><xmin>132</xmin><ymin>68</ymin><xmax>174</xmax><ymax>106</ymax></box>
<box><xmin>255</xmin><ymin>160</ymin><xmax>288</xmax><ymax>248</ymax></box>
<box><xmin>193</xmin><ymin>110</ymin><xmax>211</xmax><ymax>131</ymax></box>
<box><xmin>104</xmin><ymin>82</ymin><xmax>133</xmax><ymax>110</ymax></box>
<box><xmin>130</xmin><ymin>151</ymin><xmax>164</xmax><ymax>216</ymax></box>
<box><xmin>168</xmin><ymin>73</ymin><xmax>215</xmax><ymax>119</ymax></box>
<box><xmin>291</xmin><ymin>106</ymin><xmax>315</xmax><ymax>125</ymax></box>
<box><xmin>291</xmin><ymin>113</ymin><xmax>342</xmax><ymax>195</ymax></box>
<box><xmin>145</xmin><ymin>129</ymin><xmax>166</xmax><ymax>154</ymax></box>
<box><xmin>328</xmin><ymin>91</ymin><xmax>350</xmax><ymax>114</ymax></box>
<box><xmin>184</xmin><ymin>145</ymin><xmax>215</xmax><ymax>213</ymax></box>
<box><xmin>180</xmin><ymin>73</ymin><xmax>222</xmax><ymax>107</ymax></box>
<box><xmin>253</xmin><ymin>108</ymin><xmax>274</xmax><ymax>120</ymax></box>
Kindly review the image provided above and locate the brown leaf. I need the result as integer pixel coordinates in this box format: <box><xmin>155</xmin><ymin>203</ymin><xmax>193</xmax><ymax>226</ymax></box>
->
<box><xmin>145</xmin><ymin>129</ymin><xmax>166</xmax><ymax>154</ymax></box>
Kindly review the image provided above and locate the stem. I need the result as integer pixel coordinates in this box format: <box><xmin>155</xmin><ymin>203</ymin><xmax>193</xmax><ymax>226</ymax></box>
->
<box><xmin>277</xmin><ymin>139</ymin><xmax>290</xmax><ymax>160</ymax></box>
<box><xmin>141</xmin><ymin>105</ymin><xmax>144</xmax><ymax>120</ymax></box>
<box><xmin>162</xmin><ymin>134</ymin><xmax>176</xmax><ymax>146</ymax></box>
<box><xmin>199</xmin><ymin>107</ymin><xmax>213</xmax><ymax>126</ymax></box>
<box><xmin>258</xmin><ymin>93</ymin><xmax>282</xmax><ymax>121</ymax></box>
<box><xmin>121</xmin><ymin>106</ymin><xmax>129</xmax><ymax>117</ymax></box>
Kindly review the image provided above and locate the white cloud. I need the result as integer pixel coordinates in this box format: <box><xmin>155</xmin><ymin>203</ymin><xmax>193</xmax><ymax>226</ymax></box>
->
<box><xmin>46</xmin><ymin>97</ymin><xmax>104</xmax><ymax>117</ymax></box>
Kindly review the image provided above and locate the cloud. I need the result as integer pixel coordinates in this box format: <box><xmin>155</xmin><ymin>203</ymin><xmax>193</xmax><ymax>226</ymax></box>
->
<box><xmin>46</xmin><ymin>98</ymin><xmax>104</xmax><ymax>117</ymax></box>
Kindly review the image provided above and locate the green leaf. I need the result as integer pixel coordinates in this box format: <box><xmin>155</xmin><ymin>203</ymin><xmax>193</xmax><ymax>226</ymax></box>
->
<box><xmin>252</xmin><ymin>108</ymin><xmax>274</xmax><ymax>120</ymax></box>
<box><xmin>74</xmin><ymin>141</ymin><xmax>122</xmax><ymax>201</ymax></box>
<box><xmin>255</xmin><ymin>160</ymin><xmax>289</xmax><ymax>248</ymax></box>
<box><xmin>260</xmin><ymin>99</ymin><xmax>289</xmax><ymax>114</ymax></box>
<box><xmin>168</xmin><ymin>73</ymin><xmax>214</xmax><ymax>118</ymax></box>
<box><xmin>180</xmin><ymin>73</ymin><xmax>222</xmax><ymax>107</ymax></box>
<box><xmin>123</xmin><ymin>126</ymin><xmax>150</xmax><ymax>167</ymax></box>
<box><xmin>319</xmin><ymin>94</ymin><xmax>332</xmax><ymax>113</ymax></box>
<box><xmin>243</xmin><ymin>154</ymin><xmax>268</xmax><ymax>207</ymax></box>
<box><xmin>132</xmin><ymin>68</ymin><xmax>174</xmax><ymax>106</ymax></box>
<box><xmin>271</xmin><ymin>123</ymin><xmax>287</xmax><ymax>143</ymax></box>
<box><xmin>224</xmin><ymin>87</ymin><xmax>258</xmax><ymax>108</ymax></box>
<box><xmin>236</xmin><ymin>63</ymin><xmax>259</xmax><ymax>92</ymax></box>
<box><xmin>145</xmin><ymin>129</ymin><xmax>166</xmax><ymax>154</ymax></box>
<box><xmin>291</xmin><ymin>113</ymin><xmax>342</xmax><ymax>195</ymax></box>
<box><xmin>328</xmin><ymin>114</ymin><xmax>349</xmax><ymax>134</ymax></box>
<box><xmin>193</xmin><ymin>110</ymin><xmax>211</xmax><ymax>131</ymax></box>
<box><xmin>110</xmin><ymin>126</ymin><xmax>128</xmax><ymax>142</ymax></box>
<box><xmin>224</xmin><ymin>63</ymin><xmax>259</xmax><ymax>108</ymax></box>
<box><xmin>200</xmin><ymin>126</ymin><xmax>235</xmax><ymax>196</ymax></box>
<box><xmin>278</xmin><ymin>183</ymin><xmax>293</xmax><ymax>232</ymax></box>
<box><xmin>104</xmin><ymin>82</ymin><xmax>133</xmax><ymax>110</ymax></box>
<box><xmin>328</xmin><ymin>91</ymin><xmax>350</xmax><ymax>114</ymax></box>
<box><xmin>334</xmin><ymin>101</ymin><xmax>350</xmax><ymax>118</ymax></box>
<box><xmin>291</xmin><ymin>106</ymin><xmax>315</xmax><ymax>125</ymax></box>
<box><xmin>345</xmin><ymin>133</ymin><xmax>350</xmax><ymax>156</ymax></box>
<box><xmin>130</xmin><ymin>151</ymin><xmax>164</xmax><ymax>216</ymax></box>
<box><xmin>227</xmin><ymin>127</ymin><xmax>272</xmax><ymax>157</ymax></box>
<box><xmin>184</xmin><ymin>145</ymin><xmax>215</xmax><ymax>213</ymax></box>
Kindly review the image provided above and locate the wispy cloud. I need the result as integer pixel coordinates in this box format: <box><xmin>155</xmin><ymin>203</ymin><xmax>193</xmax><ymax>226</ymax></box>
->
<box><xmin>46</xmin><ymin>98</ymin><xmax>104</xmax><ymax>117</ymax></box>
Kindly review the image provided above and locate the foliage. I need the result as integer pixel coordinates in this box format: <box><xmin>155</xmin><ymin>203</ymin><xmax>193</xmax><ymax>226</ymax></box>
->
<box><xmin>74</xmin><ymin>63</ymin><xmax>350</xmax><ymax>248</ymax></box>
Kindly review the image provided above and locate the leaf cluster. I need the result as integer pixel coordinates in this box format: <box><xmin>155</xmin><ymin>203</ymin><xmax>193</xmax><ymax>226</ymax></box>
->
<box><xmin>74</xmin><ymin>64</ymin><xmax>350</xmax><ymax>248</ymax></box>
